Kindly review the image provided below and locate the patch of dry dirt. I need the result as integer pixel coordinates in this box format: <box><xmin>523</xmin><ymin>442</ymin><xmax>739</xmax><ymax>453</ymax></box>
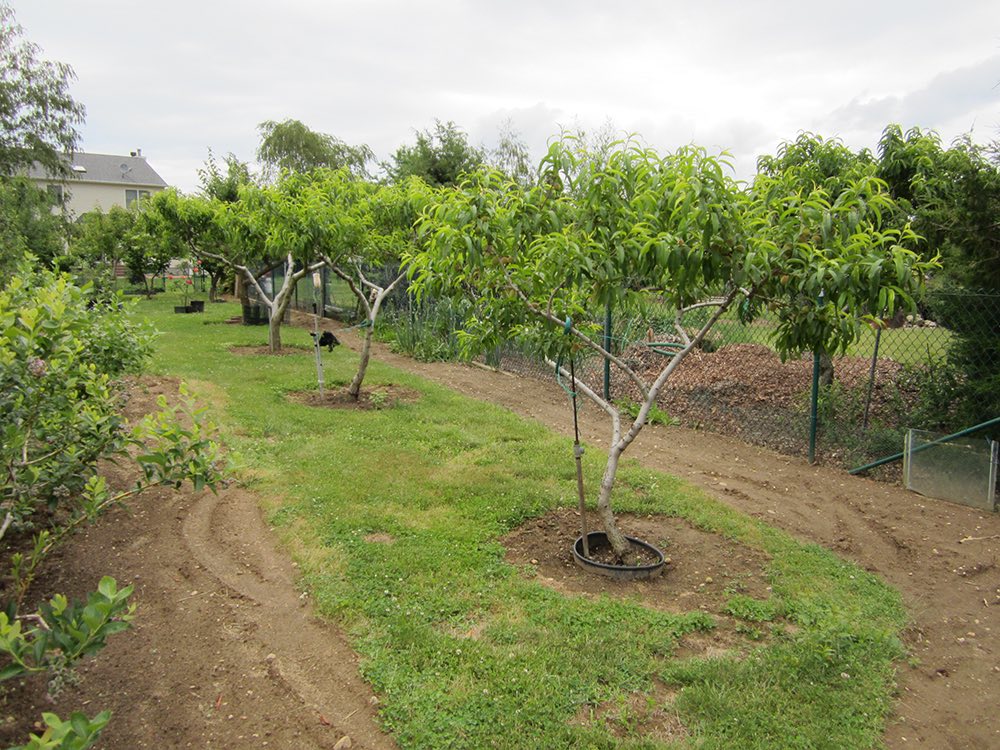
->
<box><xmin>0</xmin><ymin>376</ymin><xmax>395</xmax><ymax>750</ymax></box>
<box><xmin>288</xmin><ymin>385</ymin><xmax>420</xmax><ymax>411</ymax></box>
<box><xmin>503</xmin><ymin>508</ymin><xmax>772</xmax><ymax>617</ymax></box>
<box><xmin>301</xmin><ymin>315</ymin><xmax>1000</xmax><ymax>750</ymax></box>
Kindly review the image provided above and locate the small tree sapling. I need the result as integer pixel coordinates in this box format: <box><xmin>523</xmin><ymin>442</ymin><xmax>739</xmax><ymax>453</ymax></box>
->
<box><xmin>323</xmin><ymin>178</ymin><xmax>431</xmax><ymax>400</ymax></box>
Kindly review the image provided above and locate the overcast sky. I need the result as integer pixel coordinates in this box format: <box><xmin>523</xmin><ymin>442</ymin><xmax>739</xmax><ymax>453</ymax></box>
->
<box><xmin>12</xmin><ymin>0</ymin><xmax>1000</xmax><ymax>192</ymax></box>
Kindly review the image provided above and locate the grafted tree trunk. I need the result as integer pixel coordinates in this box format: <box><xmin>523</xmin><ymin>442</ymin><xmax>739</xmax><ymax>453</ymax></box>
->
<box><xmin>819</xmin><ymin>350</ymin><xmax>835</xmax><ymax>389</ymax></box>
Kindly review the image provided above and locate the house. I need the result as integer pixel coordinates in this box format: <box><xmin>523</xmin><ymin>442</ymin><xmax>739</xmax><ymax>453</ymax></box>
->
<box><xmin>27</xmin><ymin>149</ymin><xmax>168</xmax><ymax>218</ymax></box>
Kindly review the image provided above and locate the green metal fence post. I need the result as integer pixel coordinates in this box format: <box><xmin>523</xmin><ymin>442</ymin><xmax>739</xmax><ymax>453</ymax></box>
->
<box><xmin>808</xmin><ymin>291</ymin><xmax>825</xmax><ymax>463</ymax></box>
<box><xmin>809</xmin><ymin>350</ymin><xmax>820</xmax><ymax>463</ymax></box>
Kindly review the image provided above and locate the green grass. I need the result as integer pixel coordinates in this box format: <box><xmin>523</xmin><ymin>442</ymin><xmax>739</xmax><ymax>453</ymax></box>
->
<box><xmin>137</xmin><ymin>297</ymin><xmax>908</xmax><ymax>749</ymax></box>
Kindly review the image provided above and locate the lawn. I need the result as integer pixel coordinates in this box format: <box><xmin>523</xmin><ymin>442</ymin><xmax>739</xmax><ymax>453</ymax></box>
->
<box><xmin>140</xmin><ymin>298</ymin><xmax>908</xmax><ymax>749</ymax></box>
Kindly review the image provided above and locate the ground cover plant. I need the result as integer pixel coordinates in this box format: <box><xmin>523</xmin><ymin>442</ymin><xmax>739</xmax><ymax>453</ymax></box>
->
<box><xmin>139</xmin><ymin>296</ymin><xmax>911</xmax><ymax>749</ymax></box>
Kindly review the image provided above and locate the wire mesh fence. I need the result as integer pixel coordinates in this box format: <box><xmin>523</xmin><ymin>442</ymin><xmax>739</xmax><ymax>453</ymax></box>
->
<box><xmin>287</xmin><ymin>268</ymin><xmax>999</xmax><ymax>475</ymax></box>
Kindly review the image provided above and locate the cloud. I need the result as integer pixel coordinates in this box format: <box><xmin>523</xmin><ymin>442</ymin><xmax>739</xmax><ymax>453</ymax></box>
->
<box><xmin>829</xmin><ymin>55</ymin><xmax>1000</xmax><ymax>133</ymax></box>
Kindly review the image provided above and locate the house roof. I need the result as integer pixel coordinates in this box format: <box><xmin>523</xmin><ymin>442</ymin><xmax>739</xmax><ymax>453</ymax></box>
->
<box><xmin>28</xmin><ymin>152</ymin><xmax>168</xmax><ymax>188</ymax></box>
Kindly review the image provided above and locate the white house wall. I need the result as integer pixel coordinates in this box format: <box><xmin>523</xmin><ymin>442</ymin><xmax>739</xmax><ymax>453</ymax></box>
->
<box><xmin>57</xmin><ymin>181</ymin><xmax>164</xmax><ymax>218</ymax></box>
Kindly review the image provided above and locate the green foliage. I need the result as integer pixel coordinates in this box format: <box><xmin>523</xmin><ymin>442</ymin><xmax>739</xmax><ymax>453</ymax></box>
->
<box><xmin>878</xmin><ymin>125</ymin><xmax>1000</xmax><ymax>288</ymax></box>
<box><xmin>724</xmin><ymin>594</ymin><xmax>781</xmax><ymax>623</ymax></box>
<box><xmin>926</xmin><ymin>284</ymin><xmax>1000</xmax><ymax>428</ymax></box>
<box><xmin>387</xmin><ymin>120</ymin><xmax>485</xmax><ymax>187</ymax></box>
<box><xmin>197</xmin><ymin>149</ymin><xmax>253</xmax><ymax>203</ymax></box>
<box><xmin>0</xmin><ymin>576</ymin><xmax>134</xmax><ymax>687</ymax></box>
<box><xmin>379</xmin><ymin>299</ymin><xmax>467</xmax><ymax>362</ymax></box>
<box><xmin>256</xmin><ymin>119</ymin><xmax>373</xmax><ymax>182</ymax></box>
<box><xmin>486</xmin><ymin>120</ymin><xmax>535</xmax><ymax>186</ymax></box>
<box><xmin>132</xmin><ymin>384</ymin><xmax>226</xmax><ymax>494</ymax></box>
<box><xmin>0</xmin><ymin>4</ymin><xmax>85</xmax><ymax>177</ymax></box>
<box><xmin>617</xmin><ymin>400</ymin><xmax>677</xmax><ymax>427</ymax></box>
<box><xmin>0</xmin><ymin>270</ymin><xmax>226</xmax><ymax>750</ymax></box>
<box><xmin>0</xmin><ymin>177</ymin><xmax>67</xmax><ymax>279</ymax></box>
<box><xmin>6</xmin><ymin>710</ymin><xmax>110</xmax><ymax>750</ymax></box>
<box><xmin>0</xmin><ymin>267</ymin><xmax>151</xmax><ymax>529</ymax></box>
<box><xmin>65</xmin><ymin>206</ymin><xmax>137</xmax><ymax>294</ymax></box>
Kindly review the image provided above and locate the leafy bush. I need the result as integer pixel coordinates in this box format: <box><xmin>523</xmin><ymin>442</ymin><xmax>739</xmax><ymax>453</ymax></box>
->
<box><xmin>926</xmin><ymin>285</ymin><xmax>1000</xmax><ymax>431</ymax></box>
<box><xmin>0</xmin><ymin>267</ymin><xmax>154</xmax><ymax>528</ymax></box>
<box><xmin>379</xmin><ymin>299</ymin><xmax>467</xmax><ymax>362</ymax></box>
<box><xmin>0</xmin><ymin>267</ymin><xmax>224</xmax><ymax>749</ymax></box>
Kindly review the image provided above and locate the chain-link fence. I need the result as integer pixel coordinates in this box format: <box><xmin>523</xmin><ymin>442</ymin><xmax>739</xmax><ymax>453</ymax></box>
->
<box><xmin>289</xmin><ymin>269</ymin><xmax>999</xmax><ymax>475</ymax></box>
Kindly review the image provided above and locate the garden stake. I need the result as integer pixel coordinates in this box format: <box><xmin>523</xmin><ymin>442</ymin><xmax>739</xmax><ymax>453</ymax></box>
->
<box><xmin>551</xmin><ymin>314</ymin><xmax>591</xmax><ymax>559</ymax></box>
<box><xmin>312</xmin><ymin>294</ymin><xmax>325</xmax><ymax>397</ymax></box>
<box><xmin>570</xmin><ymin>353</ymin><xmax>589</xmax><ymax>558</ymax></box>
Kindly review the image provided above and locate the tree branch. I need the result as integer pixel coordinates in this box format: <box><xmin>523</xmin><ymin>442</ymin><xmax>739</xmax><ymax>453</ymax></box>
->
<box><xmin>503</xmin><ymin>271</ymin><xmax>650</xmax><ymax>399</ymax></box>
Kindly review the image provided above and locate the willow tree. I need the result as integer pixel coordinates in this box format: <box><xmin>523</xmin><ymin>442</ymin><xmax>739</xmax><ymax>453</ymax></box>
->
<box><xmin>410</xmin><ymin>137</ymin><xmax>935</xmax><ymax>564</ymax></box>
<box><xmin>213</xmin><ymin>169</ymin><xmax>362</xmax><ymax>352</ymax></box>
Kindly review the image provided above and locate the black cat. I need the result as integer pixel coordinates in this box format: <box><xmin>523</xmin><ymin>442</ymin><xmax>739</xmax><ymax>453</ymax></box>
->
<box><xmin>311</xmin><ymin>330</ymin><xmax>340</xmax><ymax>352</ymax></box>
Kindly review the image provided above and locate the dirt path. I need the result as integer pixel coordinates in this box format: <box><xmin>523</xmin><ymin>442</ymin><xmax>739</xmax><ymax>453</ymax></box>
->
<box><xmin>2</xmin><ymin>378</ymin><xmax>395</xmax><ymax>750</ymax></box>
<box><xmin>312</xmin><ymin>318</ymin><xmax>998</xmax><ymax>750</ymax></box>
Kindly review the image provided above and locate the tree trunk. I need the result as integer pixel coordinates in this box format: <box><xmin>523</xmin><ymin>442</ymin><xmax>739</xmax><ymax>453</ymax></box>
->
<box><xmin>597</xmin><ymin>443</ymin><xmax>637</xmax><ymax>565</ymax></box>
<box><xmin>209</xmin><ymin>272</ymin><xmax>223</xmax><ymax>302</ymax></box>
<box><xmin>268</xmin><ymin>285</ymin><xmax>294</xmax><ymax>353</ymax></box>
<box><xmin>819</xmin><ymin>350</ymin><xmax>834</xmax><ymax>389</ymax></box>
<box><xmin>348</xmin><ymin>325</ymin><xmax>374</xmax><ymax>400</ymax></box>
<box><xmin>237</xmin><ymin>273</ymin><xmax>249</xmax><ymax>307</ymax></box>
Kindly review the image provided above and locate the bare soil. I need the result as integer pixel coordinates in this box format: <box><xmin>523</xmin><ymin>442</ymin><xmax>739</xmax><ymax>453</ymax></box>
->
<box><xmin>504</xmin><ymin>509</ymin><xmax>773</xmax><ymax>636</ymax></box>
<box><xmin>289</xmin><ymin>385</ymin><xmax>421</xmax><ymax>411</ymax></box>
<box><xmin>229</xmin><ymin>344</ymin><xmax>310</xmax><ymax>356</ymax></box>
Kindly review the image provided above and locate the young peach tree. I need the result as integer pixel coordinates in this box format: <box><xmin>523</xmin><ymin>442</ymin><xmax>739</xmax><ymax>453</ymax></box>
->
<box><xmin>410</xmin><ymin>137</ymin><xmax>935</xmax><ymax>564</ymax></box>
<box><xmin>211</xmin><ymin>169</ymin><xmax>363</xmax><ymax>352</ymax></box>
<box><xmin>321</xmin><ymin>178</ymin><xmax>431</xmax><ymax>399</ymax></box>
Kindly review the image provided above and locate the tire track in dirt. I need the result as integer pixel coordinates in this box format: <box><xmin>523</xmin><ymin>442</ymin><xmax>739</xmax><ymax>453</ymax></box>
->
<box><xmin>182</xmin><ymin>486</ymin><xmax>396</xmax><ymax>750</ymax></box>
<box><xmin>1</xmin><ymin>376</ymin><xmax>396</xmax><ymax>750</ymax></box>
<box><xmin>304</xmin><ymin>316</ymin><xmax>1000</xmax><ymax>750</ymax></box>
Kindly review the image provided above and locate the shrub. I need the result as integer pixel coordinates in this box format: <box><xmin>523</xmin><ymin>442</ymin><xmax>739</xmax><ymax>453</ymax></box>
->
<box><xmin>0</xmin><ymin>266</ymin><xmax>224</xmax><ymax>749</ymax></box>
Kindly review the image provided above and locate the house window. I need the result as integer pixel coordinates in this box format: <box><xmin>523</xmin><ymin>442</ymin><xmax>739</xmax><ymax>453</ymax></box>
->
<box><xmin>46</xmin><ymin>184</ymin><xmax>64</xmax><ymax>205</ymax></box>
<box><xmin>125</xmin><ymin>189</ymin><xmax>150</xmax><ymax>208</ymax></box>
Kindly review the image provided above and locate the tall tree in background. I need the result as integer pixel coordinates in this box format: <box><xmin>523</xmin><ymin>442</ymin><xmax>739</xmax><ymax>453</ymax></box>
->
<box><xmin>0</xmin><ymin>3</ymin><xmax>85</xmax><ymax>280</ymax></box>
<box><xmin>757</xmin><ymin>133</ymin><xmax>881</xmax><ymax>386</ymax></box>
<box><xmin>195</xmin><ymin>150</ymin><xmax>254</xmax><ymax>298</ymax></box>
<box><xmin>0</xmin><ymin>176</ymin><xmax>64</xmax><ymax>280</ymax></box>
<box><xmin>0</xmin><ymin>4</ymin><xmax>85</xmax><ymax>177</ymax></box>
<box><xmin>487</xmin><ymin>120</ymin><xmax>535</xmax><ymax>186</ymax></box>
<box><xmin>256</xmin><ymin>119</ymin><xmax>373</xmax><ymax>182</ymax></box>
<box><xmin>198</xmin><ymin>148</ymin><xmax>253</xmax><ymax>202</ymax></box>
<box><xmin>877</xmin><ymin>124</ymin><xmax>1000</xmax><ymax>426</ymax></box>
<box><xmin>878</xmin><ymin>125</ymin><xmax>1000</xmax><ymax>288</ymax></box>
<box><xmin>386</xmin><ymin>119</ymin><xmax>484</xmax><ymax>187</ymax></box>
